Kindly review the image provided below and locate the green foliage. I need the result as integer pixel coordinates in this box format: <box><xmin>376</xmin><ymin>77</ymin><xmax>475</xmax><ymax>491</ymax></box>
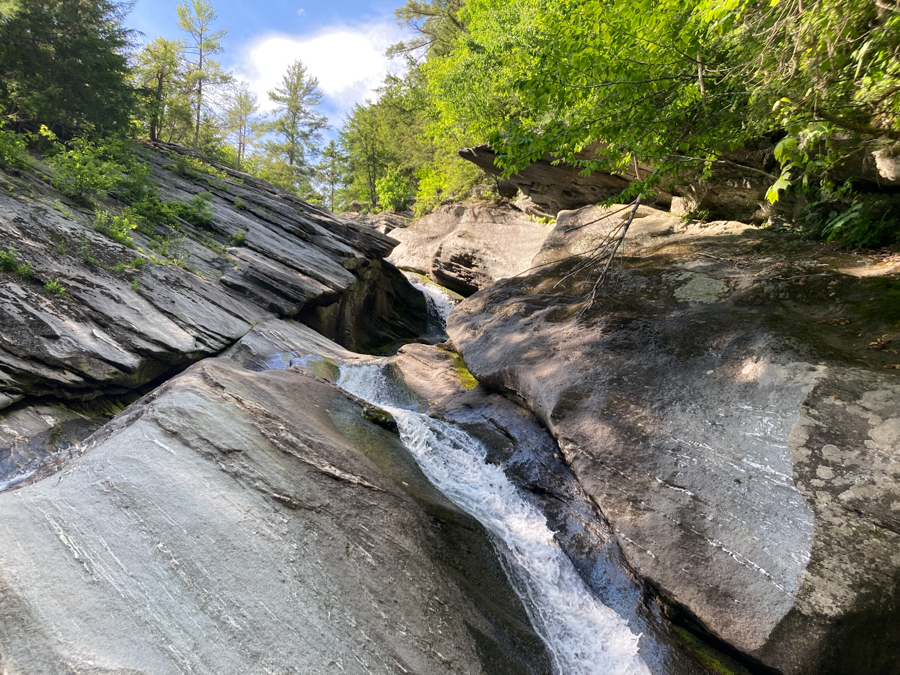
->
<box><xmin>229</xmin><ymin>230</ymin><xmax>246</xmax><ymax>246</ymax></box>
<box><xmin>133</xmin><ymin>37</ymin><xmax>188</xmax><ymax>143</ymax></box>
<box><xmin>124</xmin><ymin>197</ymin><xmax>176</xmax><ymax>234</ymax></box>
<box><xmin>390</xmin><ymin>0</ymin><xmax>466</xmax><ymax>59</ymax></box>
<box><xmin>803</xmin><ymin>189</ymin><xmax>900</xmax><ymax>248</ymax></box>
<box><xmin>0</xmin><ymin>0</ymin><xmax>135</xmax><ymax>133</ymax></box>
<box><xmin>44</xmin><ymin>129</ymin><xmax>127</xmax><ymax>205</ymax></box>
<box><xmin>376</xmin><ymin>167</ymin><xmax>409</xmax><ymax>212</ymax></box>
<box><xmin>259</xmin><ymin>60</ymin><xmax>328</xmax><ymax>197</ymax></box>
<box><xmin>43</xmin><ymin>279</ymin><xmax>67</xmax><ymax>297</ymax></box>
<box><xmin>118</xmin><ymin>164</ymin><xmax>177</xmax><ymax>233</ymax></box>
<box><xmin>176</xmin><ymin>0</ymin><xmax>231</xmax><ymax>152</ymax></box>
<box><xmin>0</xmin><ymin>1</ymin><xmax>22</xmax><ymax>19</ymax></box>
<box><xmin>130</xmin><ymin>277</ymin><xmax>139</xmax><ymax>291</ymax></box>
<box><xmin>168</xmin><ymin>192</ymin><xmax>213</xmax><ymax>228</ymax></box>
<box><xmin>337</xmin><ymin>53</ymin><xmax>485</xmax><ymax>214</ymax></box>
<box><xmin>164</xmin><ymin>152</ymin><xmax>227</xmax><ymax>180</ymax></box>
<box><xmin>233</xmin><ymin>199</ymin><xmax>247</xmax><ymax>211</ymax></box>
<box><xmin>410</xmin><ymin>0</ymin><xmax>900</xmax><ymax>247</ymax></box>
<box><xmin>94</xmin><ymin>210</ymin><xmax>136</xmax><ymax>248</ymax></box>
<box><xmin>414</xmin><ymin>165</ymin><xmax>447</xmax><ymax>216</ymax></box>
<box><xmin>0</xmin><ymin>124</ymin><xmax>28</xmax><ymax>171</ymax></box>
<box><xmin>111</xmin><ymin>256</ymin><xmax>147</xmax><ymax>274</ymax></box>
<box><xmin>315</xmin><ymin>140</ymin><xmax>347</xmax><ymax>212</ymax></box>
<box><xmin>78</xmin><ymin>233</ymin><xmax>99</xmax><ymax>265</ymax></box>
<box><xmin>0</xmin><ymin>246</ymin><xmax>32</xmax><ymax>277</ymax></box>
<box><xmin>148</xmin><ymin>234</ymin><xmax>190</xmax><ymax>266</ymax></box>
<box><xmin>223</xmin><ymin>81</ymin><xmax>264</xmax><ymax>171</ymax></box>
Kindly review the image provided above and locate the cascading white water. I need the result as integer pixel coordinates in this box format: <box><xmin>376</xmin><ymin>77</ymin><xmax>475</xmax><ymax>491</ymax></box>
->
<box><xmin>402</xmin><ymin>272</ymin><xmax>459</xmax><ymax>329</ymax></box>
<box><xmin>337</xmin><ymin>363</ymin><xmax>650</xmax><ymax>675</ymax></box>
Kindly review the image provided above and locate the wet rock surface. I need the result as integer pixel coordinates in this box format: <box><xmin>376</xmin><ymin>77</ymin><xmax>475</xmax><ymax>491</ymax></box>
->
<box><xmin>447</xmin><ymin>204</ymin><xmax>900</xmax><ymax>674</ymax></box>
<box><xmin>387</xmin><ymin>202</ymin><xmax>556</xmax><ymax>296</ymax></box>
<box><xmin>0</xmin><ymin>319</ymin><xmax>552</xmax><ymax>675</ymax></box>
<box><xmin>0</xmin><ymin>141</ymin><xmax>424</xmax><ymax>405</ymax></box>
<box><xmin>389</xmin><ymin>343</ymin><xmax>750</xmax><ymax>675</ymax></box>
<box><xmin>0</xmin><ymin>399</ymin><xmax>124</xmax><ymax>491</ymax></box>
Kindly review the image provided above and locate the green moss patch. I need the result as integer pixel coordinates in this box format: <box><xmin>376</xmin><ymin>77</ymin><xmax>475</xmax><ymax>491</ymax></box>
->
<box><xmin>450</xmin><ymin>353</ymin><xmax>479</xmax><ymax>390</ymax></box>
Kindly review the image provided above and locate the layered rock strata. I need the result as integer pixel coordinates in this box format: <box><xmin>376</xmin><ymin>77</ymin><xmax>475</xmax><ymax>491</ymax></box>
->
<box><xmin>387</xmin><ymin>202</ymin><xmax>556</xmax><ymax>296</ymax></box>
<box><xmin>0</xmin><ymin>141</ymin><xmax>426</xmax><ymax>405</ymax></box>
<box><xmin>0</xmin><ymin>320</ymin><xmax>551</xmax><ymax>674</ymax></box>
<box><xmin>447</xmin><ymin>204</ymin><xmax>900</xmax><ymax>674</ymax></box>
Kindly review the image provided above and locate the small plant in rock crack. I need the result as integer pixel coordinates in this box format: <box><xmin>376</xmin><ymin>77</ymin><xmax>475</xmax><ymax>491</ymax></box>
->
<box><xmin>94</xmin><ymin>209</ymin><xmax>136</xmax><ymax>248</ymax></box>
<box><xmin>229</xmin><ymin>230</ymin><xmax>247</xmax><ymax>246</ymax></box>
<box><xmin>167</xmin><ymin>193</ymin><xmax>213</xmax><ymax>228</ymax></box>
<box><xmin>52</xmin><ymin>200</ymin><xmax>74</xmax><ymax>218</ymax></box>
<box><xmin>148</xmin><ymin>234</ymin><xmax>189</xmax><ymax>267</ymax></box>
<box><xmin>0</xmin><ymin>246</ymin><xmax>34</xmax><ymax>278</ymax></box>
<box><xmin>43</xmin><ymin>279</ymin><xmax>67</xmax><ymax>297</ymax></box>
<box><xmin>78</xmin><ymin>233</ymin><xmax>99</xmax><ymax>265</ymax></box>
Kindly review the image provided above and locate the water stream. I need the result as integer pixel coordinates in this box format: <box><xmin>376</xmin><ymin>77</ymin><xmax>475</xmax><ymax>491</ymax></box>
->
<box><xmin>402</xmin><ymin>271</ymin><xmax>460</xmax><ymax>334</ymax></box>
<box><xmin>338</xmin><ymin>362</ymin><xmax>651</xmax><ymax>675</ymax></box>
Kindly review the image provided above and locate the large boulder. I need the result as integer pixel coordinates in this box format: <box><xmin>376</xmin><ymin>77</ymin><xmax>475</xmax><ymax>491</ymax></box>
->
<box><xmin>341</xmin><ymin>210</ymin><xmax>413</xmax><ymax>235</ymax></box>
<box><xmin>0</xmin><ymin>319</ymin><xmax>551</xmax><ymax>674</ymax></box>
<box><xmin>0</xmin><ymin>141</ymin><xmax>425</xmax><ymax>404</ymax></box>
<box><xmin>387</xmin><ymin>202</ymin><xmax>556</xmax><ymax>296</ymax></box>
<box><xmin>387</xmin><ymin>343</ymin><xmax>756</xmax><ymax>675</ymax></box>
<box><xmin>460</xmin><ymin>142</ymin><xmax>900</xmax><ymax>224</ymax></box>
<box><xmin>447</xmin><ymin>204</ymin><xmax>900</xmax><ymax>674</ymax></box>
<box><xmin>459</xmin><ymin>145</ymin><xmax>645</xmax><ymax>215</ymax></box>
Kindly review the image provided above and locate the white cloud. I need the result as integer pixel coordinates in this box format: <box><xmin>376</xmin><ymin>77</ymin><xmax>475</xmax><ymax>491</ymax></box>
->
<box><xmin>232</xmin><ymin>23</ymin><xmax>409</xmax><ymax>127</ymax></box>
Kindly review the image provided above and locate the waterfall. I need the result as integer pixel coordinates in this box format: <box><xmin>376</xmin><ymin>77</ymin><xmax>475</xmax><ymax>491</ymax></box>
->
<box><xmin>338</xmin><ymin>363</ymin><xmax>650</xmax><ymax>675</ymax></box>
<box><xmin>402</xmin><ymin>272</ymin><xmax>459</xmax><ymax>331</ymax></box>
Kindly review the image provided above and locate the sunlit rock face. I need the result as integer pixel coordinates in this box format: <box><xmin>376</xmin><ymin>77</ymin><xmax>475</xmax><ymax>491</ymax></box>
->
<box><xmin>387</xmin><ymin>202</ymin><xmax>556</xmax><ymax>297</ymax></box>
<box><xmin>0</xmin><ymin>140</ymin><xmax>425</xmax><ymax>405</ymax></box>
<box><xmin>448</xmin><ymin>204</ymin><xmax>900</xmax><ymax>674</ymax></box>
<box><xmin>0</xmin><ymin>320</ymin><xmax>552</xmax><ymax>675</ymax></box>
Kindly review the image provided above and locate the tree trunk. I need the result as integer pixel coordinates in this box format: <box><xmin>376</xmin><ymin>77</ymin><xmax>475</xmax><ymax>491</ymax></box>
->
<box><xmin>193</xmin><ymin>76</ymin><xmax>201</xmax><ymax>152</ymax></box>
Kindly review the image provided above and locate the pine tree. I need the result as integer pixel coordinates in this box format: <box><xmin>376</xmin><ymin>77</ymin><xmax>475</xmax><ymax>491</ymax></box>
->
<box><xmin>0</xmin><ymin>0</ymin><xmax>135</xmax><ymax>133</ymax></box>
<box><xmin>315</xmin><ymin>140</ymin><xmax>347</xmax><ymax>212</ymax></box>
<box><xmin>223</xmin><ymin>81</ymin><xmax>263</xmax><ymax>171</ymax></box>
<box><xmin>176</xmin><ymin>0</ymin><xmax>230</xmax><ymax>152</ymax></box>
<box><xmin>263</xmin><ymin>60</ymin><xmax>328</xmax><ymax>195</ymax></box>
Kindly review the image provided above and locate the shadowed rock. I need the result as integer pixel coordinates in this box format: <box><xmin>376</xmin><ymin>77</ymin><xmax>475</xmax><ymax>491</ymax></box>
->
<box><xmin>447</xmin><ymin>204</ymin><xmax>900</xmax><ymax>674</ymax></box>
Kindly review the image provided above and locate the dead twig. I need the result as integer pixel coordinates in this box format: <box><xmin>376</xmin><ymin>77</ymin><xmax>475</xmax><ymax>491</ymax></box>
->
<box><xmin>544</xmin><ymin>197</ymin><xmax>643</xmax><ymax>318</ymax></box>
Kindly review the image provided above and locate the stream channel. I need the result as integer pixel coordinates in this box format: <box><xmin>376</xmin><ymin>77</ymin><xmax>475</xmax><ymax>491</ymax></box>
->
<box><xmin>0</xmin><ymin>273</ymin><xmax>747</xmax><ymax>675</ymax></box>
<box><xmin>337</xmin><ymin>274</ymin><xmax>741</xmax><ymax>675</ymax></box>
<box><xmin>339</xmin><ymin>361</ymin><xmax>650</xmax><ymax>675</ymax></box>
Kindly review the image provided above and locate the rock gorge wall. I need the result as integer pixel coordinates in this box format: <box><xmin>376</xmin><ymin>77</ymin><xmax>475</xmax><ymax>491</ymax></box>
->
<box><xmin>0</xmin><ymin>320</ymin><xmax>552</xmax><ymax>674</ymax></box>
<box><xmin>460</xmin><ymin>142</ymin><xmax>900</xmax><ymax>223</ymax></box>
<box><xmin>3</xmin><ymin>137</ymin><xmax>899</xmax><ymax>675</ymax></box>
<box><xmin>0</xmin><ymin>140</ymin><xmax>426</xmax><ymax>409</ymax></box>
<box><xmin>387</xmin><ymin>203</ymin><xmax>556</xmax><ymax>296</ymax></box>
<box><xmin>446</xmin><ymin>203</ymin><xmax>900</xmax><ymax>674</ymax></box>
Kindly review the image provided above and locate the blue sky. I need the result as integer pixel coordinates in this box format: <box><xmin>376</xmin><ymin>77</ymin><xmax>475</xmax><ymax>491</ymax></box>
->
<box><xmin>127</xmin><ymin>1</ymin><xmax>411</xmax><ymax>129</ymax></box>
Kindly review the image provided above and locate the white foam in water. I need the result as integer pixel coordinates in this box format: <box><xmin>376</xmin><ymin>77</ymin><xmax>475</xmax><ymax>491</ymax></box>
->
<box><xmin>402</xmin><ymin>272</ymin><xmax>458</xmax><ymax>328</ymax></box>
<box><xmin>338</xmin><ymin>363</ymin><xmax>650</xmax><ymax>675</ymax></box>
